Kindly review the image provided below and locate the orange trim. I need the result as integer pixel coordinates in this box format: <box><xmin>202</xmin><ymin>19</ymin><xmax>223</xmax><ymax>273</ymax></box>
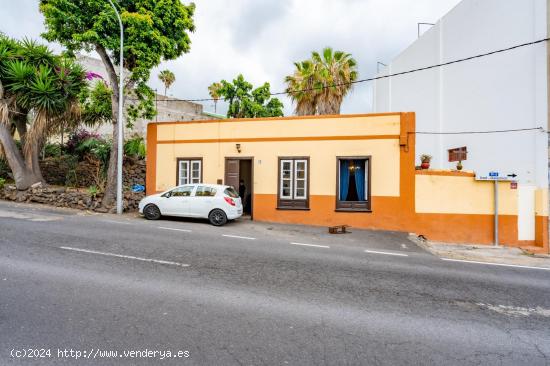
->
<box><xmin>253</xmin><ymin>194</ymin><xmax>526</xmax><ymax>246</ymax></box>
<box><xmin>416</xmin><ymin>170</ymin><xmax>476</xmax><ymax>177</ymax></box>
<box><xmin>146</xmin><ymin>123</ymin><xmax>157</xmax><ymax>196</ymax></box>
<box><xmin>157</xmin><ymin>135</ymin><xmax>400</xmax><ymax>144</ymax></box>
<box><xmin>535</xmin><ymin>215</ymin><xmax>549</xmax><ymax>253</ymax></box>
<box><xmin>149</xmin><ymin>112</ymin><xmax>404</xmax><ymax>126</ymax></box>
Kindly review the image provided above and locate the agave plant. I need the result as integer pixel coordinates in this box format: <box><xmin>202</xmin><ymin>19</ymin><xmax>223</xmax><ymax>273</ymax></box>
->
<box><xmin>0</xmin><ymin>35</ymin><xmax>89</xmax><ymax>190</ymax></box>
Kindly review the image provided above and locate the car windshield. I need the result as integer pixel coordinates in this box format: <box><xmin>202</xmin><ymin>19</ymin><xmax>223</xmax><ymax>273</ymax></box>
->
<box><xmin>224</xmin><ymin>187</ymin><xmax>239</xmax><ymax>198</ymax></box>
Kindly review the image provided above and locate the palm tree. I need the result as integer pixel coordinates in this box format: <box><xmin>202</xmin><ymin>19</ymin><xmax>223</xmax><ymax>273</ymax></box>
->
<box><xmin>311</xmin><ymin>47</ymin><xmax>358</xmax><ymax>115</ymax></box>
<box><xmin>158</xmin><ymin>70</ymin><xmax>175</xmax><ymax>96</ymax></box>
<box><xmin>208</xmin><ymin>82</ymin><xmax>222</xmax><ymax>113</ymax></box>
<box><xmin>0</xmin><ymin>37</ymin><xmax>88</xmax><ymax>190</ymax></box>
<box><xmin>285</xmin><ymin>60</ymin><xmax>317</xmax><ymax>116</ymax></box>
<box><xmin>285</xmin><ymin>47</ymin><xmax>358</xmax><ymax>115</ymax></box>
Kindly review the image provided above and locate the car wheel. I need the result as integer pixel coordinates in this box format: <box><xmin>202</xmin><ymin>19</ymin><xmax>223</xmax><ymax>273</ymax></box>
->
<box><xmin>143</xmin><ymin>204</ymin><xmax>161</xmax><ymax>220</ymax></box>
<box><xmin>208</xmin><ymin>209</ymin><xmax>227</xmax><ymax>226</ymax></box>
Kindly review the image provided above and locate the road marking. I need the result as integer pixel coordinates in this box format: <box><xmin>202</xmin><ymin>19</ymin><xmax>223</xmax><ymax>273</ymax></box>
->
<box><xmin>158</xmin><ymin>227</ymin><xmax>192</xmax><ymax>233</ymax></box>
<box><xmin>222</xmin><ymin>234</ymin><xmax>256</xmax><ymax>240</ymax></box>
<box><xmin>59</xmin><ymin>246</ymin><xmax>189</xmax><ymax>267</ymax></box>
<box><xmin>364</xmin><ymin>250</ymin><xmax>409</xmax><ymax>257</ymax></box>
<box><xmin>102</xmin><ymin>220</ymin><xmax>133</xmax><ymax>225</ymax></box>
<box><xmin>441</xmin><ymin>258</ymin><xmax>550</xmax><ymax>271</ymax></box>
<box><xmin>290</xmin><ymin>242</ymin><xmax>330</xmax><ymax>249</ymax></box>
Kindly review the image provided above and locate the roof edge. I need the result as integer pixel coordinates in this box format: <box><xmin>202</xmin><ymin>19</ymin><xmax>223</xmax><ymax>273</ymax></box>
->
<box><xmin>149</xmin><ymin>112</ymin><xmax>406</xmax><ymax>126</ymax></box>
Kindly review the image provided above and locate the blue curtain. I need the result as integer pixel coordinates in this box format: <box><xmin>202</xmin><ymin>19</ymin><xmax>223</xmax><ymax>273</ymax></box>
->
<box><xmin>339</xmin><ymin>160</ymin><xmax>350</xmax><ymax>201</ymax></box>
<box><xmin>354</xmin><ymin>160</ymin><xmax>365</xmax><ymax>201</ymax></box>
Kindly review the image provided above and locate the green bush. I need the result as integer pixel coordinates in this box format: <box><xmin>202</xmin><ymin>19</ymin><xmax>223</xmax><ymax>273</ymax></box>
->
<box><xmin>88</xmin><ymin>185</ymin><xmax>98</xmax><ymax>197</ymax></box>
<box><xmin>76</xmin><ymin>138</ymin><xmax>111</xmax><ymax>168</ymax></box>
<box><xmin>0</xmin><ymin>177</ymin><xmax>5</xmax><ymax>190</ymax></box>
<box><xmin>44</xmin><ymin>143</ymin><xmax>63</xmax><ymax>157</ymax></box>
<box><xmin>124</xmin><ymin>135</ymin><xmax>146</xmax><ymax>159</ymax></box>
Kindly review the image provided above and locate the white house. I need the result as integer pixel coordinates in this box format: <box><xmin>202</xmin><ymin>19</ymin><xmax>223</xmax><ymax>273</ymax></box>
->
<box><xmin>373</xmin><ymin>0</ymin><xmax>548</xmax><ymax>242</ymax></box>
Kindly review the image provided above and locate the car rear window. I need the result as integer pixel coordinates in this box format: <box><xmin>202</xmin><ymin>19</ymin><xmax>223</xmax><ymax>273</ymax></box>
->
<box><xmin>224</xmin><ymin>187</ymin><xmax>239</xmax><ymax>198</ymax></box>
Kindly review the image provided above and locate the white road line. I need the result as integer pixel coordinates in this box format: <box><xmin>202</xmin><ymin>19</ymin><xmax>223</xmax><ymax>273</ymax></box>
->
<box><xmin>364</xmin><ymin>250</ymin><xmax>409</xmax><ymax>257</ymax></box>
<box><xmin>102</xmin><ymin>220</ymin><xmax>132</xmax><ymax>225</ymax></box>
<box><xmin>222</xmin><ymin>234</ymin><xmax>256</xmax><ymax>240</ymax></box>
<box><xmin>290</xmin><ymin>242</ymin><xmax>330</xmax><ymax>249</ymax></box>
<box><xmin>441</xmin><ymin>258</ymin><xmax>550</xmax><ymax>272</ymax></box>
<box><xmin>158</xmin><ymin>227</ymin><xmax>192</xmax><ymax>233</ymax></box>
<box><xmin>59</xmin><ymin>246</ymin><xmax>189</xmax><ymax>267</ymax></box>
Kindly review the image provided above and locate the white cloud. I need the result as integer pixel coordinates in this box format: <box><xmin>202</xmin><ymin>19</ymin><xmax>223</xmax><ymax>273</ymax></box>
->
<box><xmin>1</xmin><ymin>0</ymin><xmax>462</xmax><ymax>116</ymax></box>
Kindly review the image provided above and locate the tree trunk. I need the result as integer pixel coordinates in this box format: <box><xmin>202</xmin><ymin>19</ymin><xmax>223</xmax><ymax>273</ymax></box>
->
<box><xmin>0</xmin><ymin>123</ymin><xmax>40</xmax><ymax>190</ymax></box>
<box><xmin>24</xmin><ymin>140</ymin><xmax>45</xmax><ymax>184</ymax></box>
<box><xmin>14</xmin><ymin>114</ymin><xmax>27</xmax><ymax>146</ymax></box>
<box><xmin>96</xmin><ymin>44</ymin><xmax>121</xmax><ymax>208</ymax></box>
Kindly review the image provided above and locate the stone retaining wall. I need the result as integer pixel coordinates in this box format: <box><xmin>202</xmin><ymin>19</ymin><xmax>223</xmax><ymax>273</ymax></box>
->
<box><xmin>0</xmin><ymin>184</ymin><xmax>145</xmax><ymax>213</ymax></box>
<box><xmin>38</xmin><ymin>156</ymin><xmax>146</xmax><ymax>188</ymax></box>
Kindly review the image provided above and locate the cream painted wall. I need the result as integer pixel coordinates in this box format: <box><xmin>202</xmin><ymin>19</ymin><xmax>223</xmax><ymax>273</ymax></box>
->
<box><xmin>535</xmin><ymin>188</ymin><xmax>549</xmax><ymax>216</ymax></box>
<box><xmin>155</xmin><ymin>139</ymin><xmax>400</xmax><ymax>197</ymax></box>
<box><xmin>415</xmin><ymin>175</ymin><xmax>518</xmax><ymax>215</ymax></box>
<box><xmin>156</xmin><ymin>115</ymin><xmax>401</xmax><ymax>142</ymax></box>
<box><xmin>518</xmin><ymin>185</ymin><xmax>536</xmax><ymax>240</ymax></box>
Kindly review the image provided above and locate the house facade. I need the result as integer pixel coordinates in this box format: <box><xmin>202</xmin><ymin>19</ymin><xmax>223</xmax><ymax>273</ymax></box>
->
<box><xmin>373</xmin><ymin>0</ymin><xmax>549</xmax><ymax>244</ymax></box>
<box><xmin>146</xmin><ymin>114</ymin><xmax>549</xmax><ymax>253</ymax></box>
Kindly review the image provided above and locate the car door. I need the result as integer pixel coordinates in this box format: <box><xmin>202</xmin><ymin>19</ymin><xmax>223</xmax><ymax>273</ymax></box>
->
<box><xmin>188</xmin><ymin>185</ymin><xmax>218</xmax><ymax>218</ymax></box>
<box><xmin>161</xmin><ymin>185</ymin><xmax>195</xmax><ymax>216</ymax></box>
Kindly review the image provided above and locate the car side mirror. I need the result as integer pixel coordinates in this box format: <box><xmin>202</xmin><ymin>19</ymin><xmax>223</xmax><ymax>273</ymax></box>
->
<box><xmin>162</xmin><ymin>192</ymin><xmax>172</xmax><ymax>198</ymax></box>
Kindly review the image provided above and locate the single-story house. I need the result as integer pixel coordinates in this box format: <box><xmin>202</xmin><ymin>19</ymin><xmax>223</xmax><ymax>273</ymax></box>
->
<box><xmin>146</xmin><ymin>113</ymin><xmax>549</xmax><ymax>253</ymax></box>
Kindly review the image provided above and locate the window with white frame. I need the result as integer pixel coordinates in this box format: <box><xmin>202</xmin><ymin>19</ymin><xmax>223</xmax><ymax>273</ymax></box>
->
<box><xmin>278</xmin><ymin>157</ymin><xmax>309</xmax><ymax>209</ymax></box>
<box><xmin>177</xmin><ymin>159</ymin><xmax>202</xmax><ymax>185</ymax></box>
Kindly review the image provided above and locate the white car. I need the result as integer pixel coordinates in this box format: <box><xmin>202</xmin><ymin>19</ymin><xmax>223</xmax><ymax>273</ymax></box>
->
<box><xmin>138</xmin><ymin>184</ymin><xmax>243</xmax><ymax>226</ymax></box>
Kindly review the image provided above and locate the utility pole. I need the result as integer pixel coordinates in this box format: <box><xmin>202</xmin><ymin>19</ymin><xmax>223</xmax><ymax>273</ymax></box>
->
<box><xmin>107</xmin><ymin>0</ymin><xmax>125</xmax><ymax>215</ymax></box>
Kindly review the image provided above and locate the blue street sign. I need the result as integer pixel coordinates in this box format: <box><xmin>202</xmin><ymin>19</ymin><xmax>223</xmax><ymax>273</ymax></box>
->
<box><xmin>489</xmin><ymin>172</ymin><xmax>499</xmax><ymax>177</ymax></box>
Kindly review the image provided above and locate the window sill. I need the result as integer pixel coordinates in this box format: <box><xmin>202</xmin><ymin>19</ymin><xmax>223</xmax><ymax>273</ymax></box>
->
<box><xmin>335</xmin><ymin>208</ymin><xmax>372</xmax><ymax>213</ymax></box>
<box><xmin>276</xmin><ymin>207</ymin><xmax>311</xmax><ymax>211</ymax></box>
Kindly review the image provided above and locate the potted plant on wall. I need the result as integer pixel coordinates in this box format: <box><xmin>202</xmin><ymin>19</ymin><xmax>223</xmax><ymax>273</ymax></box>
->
<box><xmin>420</xmin><ymin>154</ymin><xmax>432</xmax><ymax>170</ymax></box>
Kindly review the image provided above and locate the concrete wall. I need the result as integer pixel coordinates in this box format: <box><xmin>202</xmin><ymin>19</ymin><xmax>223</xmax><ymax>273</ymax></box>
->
<box><xmin>76</xmin><ymin>55</ymin><xmax>208</xmax><ymax>138</ymax></box>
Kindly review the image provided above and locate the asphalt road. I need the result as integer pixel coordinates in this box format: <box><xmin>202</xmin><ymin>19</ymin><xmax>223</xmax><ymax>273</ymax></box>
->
<box><xmin>0</xmin><ymin>201</ymin><xmax>549</xmax><ymax>365</ymax></box>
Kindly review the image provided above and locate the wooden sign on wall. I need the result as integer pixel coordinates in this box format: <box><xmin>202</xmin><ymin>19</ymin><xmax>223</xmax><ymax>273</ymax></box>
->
<box><xmin>448</xmin><ymin>147</ymin><xmax>467</xmax><ymax>162</ymax></box>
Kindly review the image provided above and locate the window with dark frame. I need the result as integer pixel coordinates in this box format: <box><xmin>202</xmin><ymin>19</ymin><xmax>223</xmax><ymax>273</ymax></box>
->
<box><xmin>177</xmin><ymin>158</ymin><xmax>202</xmax><ymax>186</ymax></box>
<box><xmin>336</xmin><ymin>157</ymin><xmax>371</xmax><ymax>211</ymax></box>
<box><xmin>277</xmin><ymin>157</ymin><xmax>309</xmax><ymax>210</ymax></box>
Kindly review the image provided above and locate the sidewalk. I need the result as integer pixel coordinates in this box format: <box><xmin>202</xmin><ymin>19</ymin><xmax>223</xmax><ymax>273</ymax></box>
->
<box><xmin>412</xmin><ymin>235</ymin><xmax>550</xmax><ymax>270</ymax></box>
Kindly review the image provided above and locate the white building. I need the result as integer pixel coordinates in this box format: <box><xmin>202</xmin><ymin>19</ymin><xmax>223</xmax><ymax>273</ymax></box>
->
<box><xmin>373</xmin><ymin>0</ymin><xmax>548</xmax><ymax>241</ymax></box>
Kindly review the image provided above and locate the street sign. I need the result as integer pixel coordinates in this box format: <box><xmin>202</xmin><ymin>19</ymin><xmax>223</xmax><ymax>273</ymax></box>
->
<box><xmin>474</xmin><ymin>171</ymin><xmax>519</xmax><ymax>247</ymax></box>
<box><xmin>475</xmin><ymin>172</ymin><xmax>518</xmax><ymax>181</ymax></box>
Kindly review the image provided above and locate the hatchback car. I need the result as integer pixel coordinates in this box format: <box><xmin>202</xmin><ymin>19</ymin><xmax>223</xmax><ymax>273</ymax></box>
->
<box><xmin>138</xmin><ymin>184</ymin><xmax>243</xmax><ymax>226</ymax></box>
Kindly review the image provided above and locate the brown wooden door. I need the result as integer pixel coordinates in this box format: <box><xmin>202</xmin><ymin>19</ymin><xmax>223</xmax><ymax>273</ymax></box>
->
<box><xmin>224</xmin><ymin>159</ymin><xmax>240</xmax><ymax>188</ymax></box>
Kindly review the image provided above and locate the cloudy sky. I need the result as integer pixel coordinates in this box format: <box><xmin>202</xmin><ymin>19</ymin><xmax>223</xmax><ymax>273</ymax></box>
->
<box><xmin>2</xmin><ymin>0</ymin><xmax>461</xmax><ymax>117</ymax></box>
